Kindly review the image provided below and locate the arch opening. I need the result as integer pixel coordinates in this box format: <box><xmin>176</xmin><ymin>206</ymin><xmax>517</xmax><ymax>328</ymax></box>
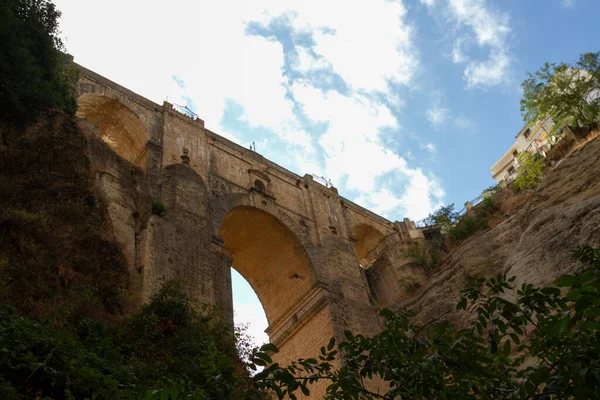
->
<box><xmin>219</xmin><ymin>206</ymin><xmax>316</xmax><ymax>331</ymax></box>
<box><xmin>352</xmin><ymin>223</ymin><xmax>386</xmax><ymax>268</ymax></box>
<box><xmin>76</xmin><ymin>94</ymin><xmax>148</xmax><ymax>165</ymax></box>
<box><xmin>231</xmin><ymin>269</ymin><xmax>269</xmax><ymax>348</ymax></box>
<box><xmin>253</xmin><ymin>179</ymin><xmax>265</xmax><ymax>192</ymax></box>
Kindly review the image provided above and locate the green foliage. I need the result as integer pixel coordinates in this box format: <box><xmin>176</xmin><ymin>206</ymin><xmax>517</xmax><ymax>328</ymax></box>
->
<box><xmin>152</xmin><ymin>199</ymin><xmax>167</xmax><ymax>217</ymax></box>
<box><xmin>401</xmin><ymin>242</ymin><xmax>427</xmax><ymax>267</ymax></box>
<box><xmin>423</xmin><ymin>203</ymin><xmax>460</xmax><ymax>232</ymax></box>
<box><xmin>482</xmin><ymin>183</ymin><xmax>501</xmax><ymax>196</ymax></box>
<box><xmin>0</xmin><ymin>282</ymin><xmax>248</xmax><ymax>399</ymax></box>
<box><xmin>514</xmin><ymin>151</ymin><xmax>545</xmax><ymax>190</ymax></box>
<box><xmin>521</xmin><ymin>51</ymin><xmax>600</xmax><ymax>136</ymax></box>
<box><xmin>0</xmin><ymin>0</ymin><xmax>78</xmax><ymax>122</ymax></box>
<box><xmin>254</xmin><ymin>246</ymin><xmax>600</xmax><ymax>399</ymax></box>
<box><xmin>447</xmin><ymin>214</ymin><xmax>489</xmax><ymax>243</ymax></box>
<box><xmin>401</xmin><ymin>240</ymin><xmax>441</xmax><ymax>273</ymax></box>
<box><xmin>397</xmin><ymin>275</ymin><xmax>421</xmax><ymax>294</ymax></box>
<box><xmin>423</xmin><ymin>201</ymin><xmax>496</xmax><ymax>244</ymax></box>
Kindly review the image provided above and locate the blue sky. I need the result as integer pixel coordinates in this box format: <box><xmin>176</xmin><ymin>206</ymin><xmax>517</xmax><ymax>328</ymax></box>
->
<box><xmin>54</xmin><ymin>0</ymin><xmax>599</xmax><ymax>345</ymax></box>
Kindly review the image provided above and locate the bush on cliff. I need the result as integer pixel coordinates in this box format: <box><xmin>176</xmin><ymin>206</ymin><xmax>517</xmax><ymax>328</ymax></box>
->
<box><xmin>252</xmin><ymin>246</ymin><xmax>600</xmax><ymax>399</ymax></box>
<box><xmin>0</xmin><ymin>0</ymin><xmax>78</xmax><ymax>122</ymax></box>
<box><xmin>514</xmin><ymin>151</ymin><xmax>546</xmax><ymax>191</ymax></box>
<box><xmin>0</xmin><ymin>282</ymin><xmax>252</xmax><ymax>399</ymax></box>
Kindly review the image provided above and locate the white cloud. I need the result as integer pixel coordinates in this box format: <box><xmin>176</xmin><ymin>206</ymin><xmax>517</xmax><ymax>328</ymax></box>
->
<box><xmin>426</xmin><ymin>106</ymin><xmax>450</xmax><ymax>128</ymax></box>
<box><xmin>248</xmin><ymin>0</ymin><xmax>418</xmax><ymax>96</ymax></box>
<box><xmin>426</xmin><ymin>103</ymin><xmax>474</xmax><ymax>130</ymax></box>
<box><xmin>562</xmin><ymin>0</ymin><xmax>575</xmax><ymax>7</ymax></box>
<box><xmin>356</xmin><ymin>171</ymin><xmax>444</xmax><ymax>221</ymax></box>
<box><xmin>292</xmin><ymin>83</ymin><xmax>443</xmax><ymax>219</ymax></box>
<box><xmin>448</xmin><ymin>0</ymin><xmax>512</xmax><ymax>88</ymax></box>
<box><xmin>55</xmin><ymin>0</ymin><xmax>443</xmax><ymax>221</ymax></box>
<box><xmin>423</xmin><ymin>0</ymin><xmax>513</xmax><ymax>88</ymax></box>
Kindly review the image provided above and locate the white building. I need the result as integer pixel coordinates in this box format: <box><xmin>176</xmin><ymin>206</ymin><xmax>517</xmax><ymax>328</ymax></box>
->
<box><xmin>490</xmin><ymin>118</ymin><xmax>555</xmax><ymax>184</ymax></box>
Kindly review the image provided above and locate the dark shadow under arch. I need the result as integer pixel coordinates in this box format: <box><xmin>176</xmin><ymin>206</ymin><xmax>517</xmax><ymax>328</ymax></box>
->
<box><xmin>352</xmin><ymin>223</ymin><xmax>386</xmax><ymax>267</ymax></box>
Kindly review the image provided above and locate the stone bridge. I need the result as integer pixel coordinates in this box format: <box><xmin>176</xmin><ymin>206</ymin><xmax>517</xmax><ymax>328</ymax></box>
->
<box><xmin>75</xmin><ymin>64</ymin><xmax>424</xmax><ymax>369</ymax></box>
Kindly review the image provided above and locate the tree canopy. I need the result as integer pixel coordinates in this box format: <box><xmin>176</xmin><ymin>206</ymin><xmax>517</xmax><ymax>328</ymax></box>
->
<box><xmin>0</xmin><ymin>0</ymin><xmax>78</xmax><ymax>122</ymax></box>
<box><xmin>251</xmin><ymin>246</ymin><xmax>600</xmax><ymax>399</ymax></box>
<box><xmin>520</xmin><ymin>51</ymin><xmax>600</xmax><ymax>136</ymax></box>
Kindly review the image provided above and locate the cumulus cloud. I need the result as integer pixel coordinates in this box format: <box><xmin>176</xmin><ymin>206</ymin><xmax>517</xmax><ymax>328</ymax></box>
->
<box><xmin>55</xmin><ymin>0</ymin><xmax>444</xmax><ymax>220</ymax></box>
<box><xmin>448</xmin><ymin>0</ymin><xmax>512</xmax><ymax>88</ymax></box>
<box><xmin>422</xmin><ymin>0</ymin><xmax>513</xmax><ymax>88</ymax></box>
<box><xmin>259</xmin><ymin>0</ymin><xmax>418</xmax><ymax>96</ymax></box>
<box><xmin>292</xmin><ymin>83</ymin><xmax>443</xmax><ymax>219</ymax></box>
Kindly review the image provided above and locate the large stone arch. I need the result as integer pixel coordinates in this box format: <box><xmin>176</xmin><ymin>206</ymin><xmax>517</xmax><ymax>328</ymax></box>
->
<box><xmin>212</xmin><ymin>192</ymin><xmax>316</xmax><ymax>268</ymax></box>
<box><xmin>217</xmin><ymin>202</ymin><xmax>335</xmax><ymax>373</ymax></box>
<box><xmin>77</xmin><ymin>94</ymin><xmax>149</xmax><ymax>165</ymax></box>
<box><xmin>218</xmin><ymin>205</ymin><xmax>317</xmax><ymax>327</ymax></box>
<box><xmin>352</xmin><ymin>223</ymin><xmax>387</xmax><ymax>267</ymax></box>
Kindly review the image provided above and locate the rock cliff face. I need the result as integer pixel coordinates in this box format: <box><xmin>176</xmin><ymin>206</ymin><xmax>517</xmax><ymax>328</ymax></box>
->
<box><xmin>396</xmin><ymin>137</ymin><xmax>600</xmax><ymax>327</ymax></box>
<box><xmin>0</xmin><ymin>111</ymin><xmax>143</xmax><ymax>319</ymax></box>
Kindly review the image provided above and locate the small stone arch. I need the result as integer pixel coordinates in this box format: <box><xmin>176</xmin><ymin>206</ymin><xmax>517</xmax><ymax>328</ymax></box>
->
<box><xmin>352</xmin><ymin>223</ymin><xmax>387</xmax><ymax>267</ymax></box>
<box><xmin>77</xmin><ymin>94</ymin><xmax>149</xmax><ymax>165</ymax></box>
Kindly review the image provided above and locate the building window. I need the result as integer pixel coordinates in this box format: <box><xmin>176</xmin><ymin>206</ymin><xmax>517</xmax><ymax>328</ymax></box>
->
<box><xmin>508</xmin><ymin>166</ymin><xmax>516</xmax><ymax>175</ymax></box>
<box><xmin>512</xmin><ymin>150</ymin><xmax>518</xmax><ymax>157</ymax></box>
<box><xmin>524</xmin><ymin>129</ymin><xmax>531</xmax><ymax>139</ymax></box>
<box><xmin>254</xmin><ymin>179</ymin><xmax>266</xmax><ymax>192</ymax></box>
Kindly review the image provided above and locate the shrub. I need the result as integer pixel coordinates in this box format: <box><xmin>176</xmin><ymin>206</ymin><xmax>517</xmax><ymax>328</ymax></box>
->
<box><xmin>254</xmin><ymin>246</ymin><xmax>600</xmax><ymax>399</ymax></box>
<box><xmin>422</xmin><ymin>204</ymin><xmax>460</xmax><ymax>232</ymax></box>
<box><xmin>398</xmin><ymin>275</ymin><xmax>421</xmax><ymax>294</ymax></box>
<box><xmin>482</xmin><ymin>184</ymin><xmax>501</xmax><ymax>196</ymax></box>
<box><xmin>514</xmin><ymin>151</ymin><xmax>545</xmax><ymax>190</ymax></box>
<box><xmin>0</xmin><ymin>0</ymin><xmax>78</xmax><ymax>122</ymax></box>
<box><xmin>152</xmin><ymin>199</ymin><xmax>167</xmax><ymax>216</ymax></box>
<box><xmin>402</xmin><ymin>240</ymin><xmax>442</xmax><ymax>273</ymax></box>
<box><xmin>447</xmin><ymin>214</ymin><xmax>488</xmax><ymax>242</ymax></box>
<box><xmin>0</xmin><ymin>282</ymin><xmax>245</xmax><ymax>399</ymax></box>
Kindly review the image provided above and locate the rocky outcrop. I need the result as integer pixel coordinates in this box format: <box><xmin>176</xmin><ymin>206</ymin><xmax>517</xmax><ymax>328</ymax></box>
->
<box><xmin>397</xmin><ymin>137</ymin><xmax>600</xmax><ymax>327</ymax></box>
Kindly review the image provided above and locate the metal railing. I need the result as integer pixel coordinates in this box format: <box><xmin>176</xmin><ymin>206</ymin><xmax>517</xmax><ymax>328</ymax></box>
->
<box><xmin>172</xmin><ymin>103</ymin><xmax>201</xmax><ymax>121</ymax></box>
<box><xmin>311</xmin><ymin>174</ymin><xmax>334</xmax><ymax>188</ymax></box>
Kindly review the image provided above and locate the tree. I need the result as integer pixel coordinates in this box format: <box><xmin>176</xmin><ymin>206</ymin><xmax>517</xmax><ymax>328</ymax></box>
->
<box><xmin>520</xmin><ymin>51</ymin><xmax>600</xmax><ymax>137</ymax></box>
<box><xmin>0</xmin><ymin>0</ymin><xmax>78</xmax><ymax>122</ymax></box>
<box><xmin>251</xmin><ymin>246</ymin><xmax>600</xmax><ymax>399</ymax></box>
<box><xmin>514</xmin><ymin>150</ymin><xmax>545</xmax><ymax>190</ymax></box>
<box><xmin>422</xmin><ymin>203</ymin><xmax>460</xmax><ymax>232</ymax></box>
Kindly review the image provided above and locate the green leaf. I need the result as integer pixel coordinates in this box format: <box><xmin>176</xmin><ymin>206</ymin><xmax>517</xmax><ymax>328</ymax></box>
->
<box><xmin>260</xmin><ymin>343</ymin><xmax>279</xmax><ymax>353</ymax></box>
<box><xmin>327</xmin><ymin>337</ymin><xmax>335</xmax><ymax>351</ymax></box>
<box><xmin>566</xmin><ymin>288</ymin><xmax>582</xmax><ymax>301</ymax></box>
<box><xmin>503</xmin><ymin>340</ymin><xmax>511</xmax><ymax>355</ymax></box>
<box><xmin>509</xmin><ymin>333</ymin><xmax>520</xmax><ymax>345</ymax></box>
<box><xmin>301</xmin><ymin>384</ymin><xmax>310</xmax><ymax>396</ymax></box>
<box><xmin>380</xmin><ymin>308</ymin><xmax>394</xmax><ymax>318</ymax></box>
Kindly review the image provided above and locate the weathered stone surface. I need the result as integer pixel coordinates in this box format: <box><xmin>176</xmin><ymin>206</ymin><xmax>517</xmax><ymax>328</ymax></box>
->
<box><xmin>73</xmin><ymin>64</ymin><xmax>422</xmax><ymax>377</ymax></box>
<box><xmin>396</xmin><ymin>137</ymin><xmax>600</xmax><ymax>328</ymax></box>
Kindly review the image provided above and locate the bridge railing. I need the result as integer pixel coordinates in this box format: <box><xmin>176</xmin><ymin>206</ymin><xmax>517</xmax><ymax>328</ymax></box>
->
<box><xmin>171</xmin><ymin>102</ymin><xmax>201</xmax><ymax>121</ymax></box>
